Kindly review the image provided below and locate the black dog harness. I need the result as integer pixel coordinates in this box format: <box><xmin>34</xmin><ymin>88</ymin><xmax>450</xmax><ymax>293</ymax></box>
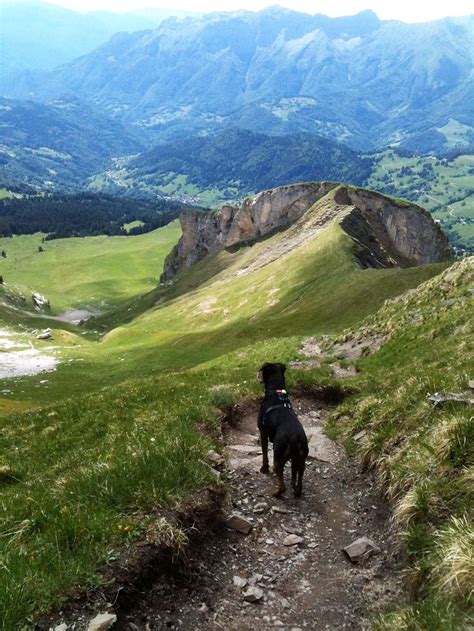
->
<box><xmin>262</xmin><ymin>389</ymin><xmax>293</xmax><ymax>423</ymax></box>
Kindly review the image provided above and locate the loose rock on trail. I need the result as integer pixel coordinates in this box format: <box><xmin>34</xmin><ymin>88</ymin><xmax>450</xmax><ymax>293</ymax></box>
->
<box><xmin>115</xmin><ymin>397</ymin><xmax>404</xmax><ymax>630</ymax></box>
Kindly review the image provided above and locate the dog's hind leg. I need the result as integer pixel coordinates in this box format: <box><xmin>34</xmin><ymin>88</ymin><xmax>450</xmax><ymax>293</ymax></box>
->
<box><xmin>291</xmin><ymin>457</ymin><xmax>298</xmax><ymax>494</ymax></box>
<box><xmin>260</xmin><ymin>430</ymin><xmax>270</xmax><ymax>474</ymax></box>
<box><xmin>272</xmin><ymin>459</ymin><xmax>286</xmax><ymax>497</ymax></box>
<box><xmin>294</xmin><ymin>458</ymin><xmax>305</xmax><ymax>498</ymax></box>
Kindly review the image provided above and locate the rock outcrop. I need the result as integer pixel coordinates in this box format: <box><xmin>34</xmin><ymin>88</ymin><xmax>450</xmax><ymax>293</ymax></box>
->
<box><xmin>334</xmin><ymin>187</ymin><xmax>452</xmax><ymax>268</ymax></box>
<box><xmin>161</xmin><ymin>183</ymin><xmax>452</xmax><ymax>282</ymax></box>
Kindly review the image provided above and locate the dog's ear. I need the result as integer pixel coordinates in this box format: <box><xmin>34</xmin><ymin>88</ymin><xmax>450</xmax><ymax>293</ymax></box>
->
<box><xmin>278</xmin><ymin>363</ymin><xmax>287</xmax><ymax>374</ymax></box>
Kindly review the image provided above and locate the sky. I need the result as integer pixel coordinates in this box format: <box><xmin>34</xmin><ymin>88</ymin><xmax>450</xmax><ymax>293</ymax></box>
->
<box><xmin>8</xmin><ymin>0</ymin><xmax>474</xmax><ymax>23</ymax></box>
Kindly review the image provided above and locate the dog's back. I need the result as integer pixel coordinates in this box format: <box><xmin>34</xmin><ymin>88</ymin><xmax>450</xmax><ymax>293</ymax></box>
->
<box><xmin>257</xmin><ymin>362</ymin><xmax>309</xmax><ymax>497</ymax></box>
<box><xmin>259</xmin><ymin>399</ymin><xmax>309</xmax><ymax>497</ymax></box>
<box><xmin>264</xmin><ymin>405</ymin><xmax>308</xmax><ymax>458</ymax></box>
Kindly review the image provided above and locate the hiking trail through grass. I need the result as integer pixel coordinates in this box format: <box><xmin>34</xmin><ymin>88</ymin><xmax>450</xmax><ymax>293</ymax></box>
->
<box><xmin>109</xmin><ymin>396</ymin><xmax>404</xmax><ymax>631</ymax></box>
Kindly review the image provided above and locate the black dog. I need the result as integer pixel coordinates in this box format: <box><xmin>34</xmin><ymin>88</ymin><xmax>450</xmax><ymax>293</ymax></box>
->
<box><xmin>257</xmin><ymin>363</ymin><xmax>309</xmax><ymax>497</ymax></box>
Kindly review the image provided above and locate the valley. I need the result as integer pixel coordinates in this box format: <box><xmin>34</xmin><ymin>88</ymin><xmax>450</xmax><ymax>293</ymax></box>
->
<box><xmin>0</xmin><ymin>4</ymin><xmax>473</xmax><ymax>629</ymax></box>
<box><xmin>367</xmin><ymin>151</ymin><xmax>474</xmax><ymax>253</ymax></box>
<box><xmin>2</xmin><ymin>110</ymin><xmax>472</xmax><ymax>251</ymax></box>
<box><xmin>0</xmin><ymin>182</ymin><xmax>471</xmax><ymax>630</ymax></box>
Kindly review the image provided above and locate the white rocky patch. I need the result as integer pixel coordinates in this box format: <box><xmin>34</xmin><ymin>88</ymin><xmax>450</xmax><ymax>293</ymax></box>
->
<box><xmin>0</xmin><ymin>328</ymin><xmax>58</xmax><ymax>378</ymax></box>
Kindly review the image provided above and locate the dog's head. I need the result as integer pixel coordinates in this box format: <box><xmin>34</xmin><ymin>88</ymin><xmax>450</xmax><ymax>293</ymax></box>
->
<box><xmin>257</xmin><ymin>362</ymin><xmax>287</xmax><ymax>389</ymax></box>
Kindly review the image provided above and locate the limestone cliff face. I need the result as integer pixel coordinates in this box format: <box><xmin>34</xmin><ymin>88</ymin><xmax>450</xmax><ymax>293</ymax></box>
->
<box><xmin>161</xmin><ymin>183</ymin><xmax>452</xmax><ymax>282</ymax></box>
<box><xmin>161</xmin><ymin>182</ymin><xmax>336</xmax><ymax>281</ymax></box>
<box><xmin>334</xmin><ymin>187</ymin><xmax>453</xmax><ymax>268</ymax></box>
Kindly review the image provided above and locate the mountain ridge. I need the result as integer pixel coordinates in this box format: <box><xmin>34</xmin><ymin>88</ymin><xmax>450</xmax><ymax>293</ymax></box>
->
<box><xmin>6</xmin><ymin>8</ymin><xmax>472</xmax><ymax>153</ymax></box>
<box><xmin>161</xmin><ymin>182</ymin><xmax>452</xmax><ymax>282</ymax></box>
<box><xmin>113</xmin><ymin>127</ymin><xmax>373</xmax><ymax>201</ymax></box>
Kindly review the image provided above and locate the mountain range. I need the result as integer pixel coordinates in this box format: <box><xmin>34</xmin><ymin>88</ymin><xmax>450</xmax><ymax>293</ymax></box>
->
<box><xmin>4</xmin><ymin>7</ymin><xmax>472</xmax><ymax>154</ymax></box>
<box><xmin>0</xmin><ymin>96</ymin><xmax>142</xmax><ymax>189</ymax></box>
<box><xmin>0</xmin><ymin>2</ymin><xmax>193</xmax><ymax>74</ymax></box>
<box><xmin>0</xmin><ymin>5</ymin><xmax>472</xmax><ymax>251</ymax></box>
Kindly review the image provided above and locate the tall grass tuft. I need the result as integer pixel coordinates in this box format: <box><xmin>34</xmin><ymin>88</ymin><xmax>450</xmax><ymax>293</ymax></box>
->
<box><xmin>433</xmin><ymin>516</ymin><xmax>474</xmax><ymax>604</ymax></box>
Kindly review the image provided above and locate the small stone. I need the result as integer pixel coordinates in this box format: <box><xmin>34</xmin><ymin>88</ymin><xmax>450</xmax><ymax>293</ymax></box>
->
<box><xmin>249</xmin><ymin>573</ymin><xmax>263</xmax><ymax>585</ymax></box>
<box><xmin>283</xmin><ymin>534</ymin><xmax>304</xmax><ymax>546</ymax></box>
<box><xmin>265</xmin><ymin>538</ymin><xmax>274</xmax><ymax>545</ymax></box>
<box><xmin>468</xmin><ymin>379</ymin><xmax>474</xmax><ymax>391</ymax></box>
<box><xmin>283</xmin><ymin>524</ymin><xmax>302</xmax><ymax>535</ymax></box>
<box><xmin>233</xmin><ymin>575</ymin><xmax>248</xmax><ymax>588</ymax></box>
<box><xmin>428</xmin><ymin>392</ymin><xmax>473</xmax><ymax>407</ymax></box>
<box><xmin>226</xmin><ymin>514</ymin><xmax>253</xmax><ymax>534</ymax></box>
<box><xmin>37</xmin><ymin>332</ymin><xmax>52</xmax><ymax>340</ymax></box>
<box><xmin>343</xmin><ymin>537</ymin><xmax>381</xmax><ymax>562</ymax></box>
<box><xmin>281</xmin><ymin>598</ymin><xmax>290</xmax><ymax>609</ymax></box>
<box><xmin>87</xmin><ymin>613</ymin><xmax>117</xmax><ymax>631</ymax></box>
<box><xmin>198</xmin><ymin>603</ymin><xmax>208</xmax><ymax>613</ymax></box>
<box><xmin>243</xmin><ymin>586</ymin><xmax>264</xmax><ymax>603</ymax></box>
<box><xmin>254</xmin><ymin>502</ymin><xmax>267</xmax><ymax>513</ymax></box>
<box><xmin>54</xmin><ymin>625</ymin><xmax>68</xmax><ymax>631</ymax></box>
<box><xmin>271</xmin><ymin>506</ymin><xmax>290</xmax><ymax>514</ymax></box>
<box><xmin>207</xmin><ymin>466</ymin><xmax>221</xmax><ymax>480</ymax></box>
<box><xmin>206</xmin><ymin>449</ymin><xmax>224</xmax><ymax>467</ymax></box>
<box><xmin>307</xmin><ymin>542</ymin><xmax>319</xmax><ymax>549</ymax></box>
<box><xmin>352</xmin><ymin>430</ymin><xmax>367</xmax><ymax>442</ymax></box>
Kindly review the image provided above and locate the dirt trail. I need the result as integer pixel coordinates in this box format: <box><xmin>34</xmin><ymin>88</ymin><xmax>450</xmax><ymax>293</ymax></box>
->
<box><xmin>116</xmin><ymin>397</ymin><xmax>404</xmax><ymax>630</ymax></box>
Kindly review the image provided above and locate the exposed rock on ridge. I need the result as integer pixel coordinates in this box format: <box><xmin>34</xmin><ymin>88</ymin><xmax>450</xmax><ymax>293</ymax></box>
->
<box><xmin>161</xmin><ymin>183</ymin><xmax>452</xmax><ymax>282</ymax></box>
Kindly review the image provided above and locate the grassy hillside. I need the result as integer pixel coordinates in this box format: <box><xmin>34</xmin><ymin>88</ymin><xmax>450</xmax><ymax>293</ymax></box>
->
<box><xmin>0</xmin><ymin>222</ymin><xmax>180</xmax><ymax>314</ymax></box>
<box><xmin>0</xmin><ymin>200</ymin><xmax>461</xmax><ymax>628</ymax></box>
<box><xmin>327</xmin><ymin>258</ymin><xmax>473</xmax><ymax>629</ymax></box>
<box><xmin>367</xmin><ymin>151</ymin><xmax>474</xmax><ymax>253</ymax></box>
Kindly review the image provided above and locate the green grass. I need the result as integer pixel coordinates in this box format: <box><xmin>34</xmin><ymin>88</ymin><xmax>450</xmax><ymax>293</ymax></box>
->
<box><xmin>150</xmin><ymin>173</ymin><xmax>240</xmax><ymax>208</ymax></box>
<box><xmin>0</xmin><ymin>196</ymin><xmax>461</xmax><ymax>628</ymax></box>
<box><xmin>437</xmin><ymin>118</ymin><xmax>474</xmax><ymax>147</ymax></box>
<box><xmin>0</xmin><ymin>222</ymin><xmax>180</xmax><ymax>314</ymax></box>
<box><xmin>0</xmin><ymin>331</ymin><xmax>323</xmax><ymax>629</ymax></box>
<box><xmin>122</xmin><ymin>219</ymin><xmax>144</xmax><ymax>232</ymax></box>
<box><xmin>367</xmin><ymin>151</ymin><xmax>474</xmax><ymax>252</ymax></box>
<box><xmin>327</xmin><ymin>258</ymin><xmax>473</xmax><ymax>628</ymax></box>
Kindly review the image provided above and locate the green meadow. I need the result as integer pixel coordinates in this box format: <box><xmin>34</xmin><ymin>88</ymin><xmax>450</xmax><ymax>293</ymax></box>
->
<box><xmin>0</xmin><ymin>196</ymin><xmax>471</xmax><ymax>629</ymax></box>
<box><xmin>0</xmin><ymin>222</ymin><xmax>180</xmax><ymax>314</ymax></box>
<box><xmin>367</xmin><ymin>152</ymin><xmax>474</xmax><ymax>251</ymax></box>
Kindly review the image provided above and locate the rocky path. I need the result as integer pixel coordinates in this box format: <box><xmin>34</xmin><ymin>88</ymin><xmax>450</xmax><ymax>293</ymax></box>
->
<box><xmin>116</xmin><ymin>397</ymin><xmax>403</xmax><ymax>631</ymax></box>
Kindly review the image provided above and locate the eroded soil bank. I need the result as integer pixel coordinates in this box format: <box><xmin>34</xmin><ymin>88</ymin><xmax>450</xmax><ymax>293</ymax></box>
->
<box><xmin>109</xmin><ymin>396</ymin><xmax>405</xmax><ymax>631</ymax></box>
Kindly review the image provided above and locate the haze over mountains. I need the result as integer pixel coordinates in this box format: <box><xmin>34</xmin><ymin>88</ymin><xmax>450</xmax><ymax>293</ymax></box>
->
<box><xmin>0</xmin><ymin>96</ymin><xmax>142</xmax><ymax>189</ymax></box>
<box><xmin>3</xmin><ymin>6</ymin><xmax>472</xmax><ymax>154</ymax></box>
<box><xmin>0</xmin><ymin>2</ymin><xmax>194</xmax><ymax>73</ymax></box>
